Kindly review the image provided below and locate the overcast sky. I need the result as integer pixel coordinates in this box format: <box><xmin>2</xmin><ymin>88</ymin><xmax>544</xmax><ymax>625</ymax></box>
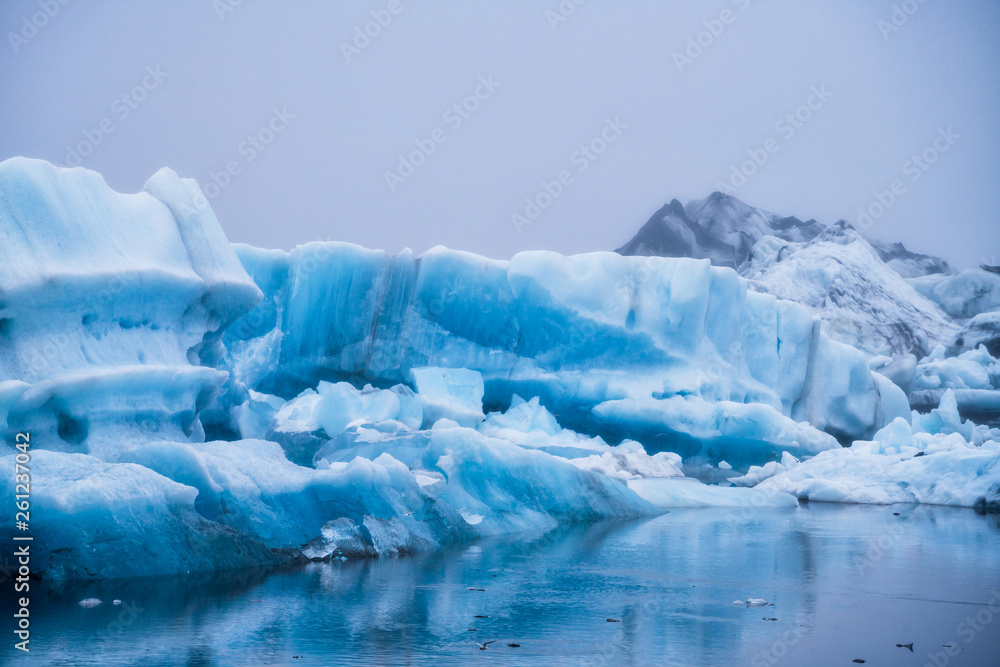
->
<box><xmin>1</xmin><ymin>0</ymin><xmax>997</xmax><ymax>269</ymax></box>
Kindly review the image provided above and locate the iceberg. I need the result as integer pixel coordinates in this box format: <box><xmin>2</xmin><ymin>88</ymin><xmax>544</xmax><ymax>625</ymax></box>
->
<box><xmin>908</xmin><ymin>267</ymin><xmax>1000</xmax><ymax>320</ymax></box>
<box><xmin>758</xmin><ymin>392</ymin><xmax>1000</xmax><ymax>510</ymax></box>
<box><xmin>2</xmin><ymin>157</ymin><xmax>996</xmax><ymax>582</ymax></box>
<box><xmin>740</xmin><ymin>223</ymin><xmax>957</xmax><ymax>358</ymax></box>
<box><xmin>910</xmin><ymin>345</ymin><xmax>1000</xmax><ymax>424</ymax></box>
<box><xmin>0</xmin><ymin>157</ymin><xmax>261</xmax><ymax>451</ymax></box>
<box><xmin>226</xmin><ymin>236</ymin><xmax>899</xmax><ymax>452</ymax></box>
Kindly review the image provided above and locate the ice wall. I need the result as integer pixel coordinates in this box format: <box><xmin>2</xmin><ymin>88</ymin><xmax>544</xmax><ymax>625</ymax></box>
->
<box><xmin>226</xmin><ymin>242</ymin><xmax>898</xmax><ymax>448</ymax></box>
<box><xmin>0</xmin><ymin>157</ymin><xmax>261</xmax><ymax>452</ymax></box>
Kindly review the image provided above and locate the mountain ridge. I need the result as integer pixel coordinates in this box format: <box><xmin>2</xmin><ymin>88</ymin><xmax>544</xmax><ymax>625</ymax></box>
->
<box><xmin>616</xmin><ymin>191</ymin><xmax>953</xmax><ymax>278</ymax></box>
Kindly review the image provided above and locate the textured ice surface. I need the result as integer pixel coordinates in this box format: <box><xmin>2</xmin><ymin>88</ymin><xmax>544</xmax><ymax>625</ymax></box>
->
<box><xmin>2</xmin><ymin>158</ymin><xmax>996</xmax><ymax>582</ymax></box>
<box><xmin>759</xmin><ymin>392</ymin><xmax>1000</xmax><ymax>509</ymax></box>
<box><xmin>741</xmin><ymin>223</ymin><xmax>957</xmax><ymax>358</ymax></box>
<box><xmin>908</xmin><ymin>267</ymin><xmax>1000</xmax><ymax>320</ymax></box>
<box><xmin>910</xmin><ymin>345</ymin><xmax>1000</xmax><ymax>422</ymax></box>
<box><xmin>628</xmin><ymin>477</ymin><xmax>798</xmax><ymax>508</ymax></box>
<box><xmin>0</xmin><ymin>449</ymin><xmax>282</xmax><ymax>579</ymax></box>
<box><xmin>227</xmin><ymin>239</ymin><xmax>896</xmax><ymax>449</ymax></box>
<box><xmin>409</xmin><ymin>366</ymin><xmax>485</xmax><ymax>427</ymax></box>
<box><xmin>949</xmin><ymin>311</ymin><xmax>1000</xmax><ymax>357</ymax></box>
<box><xmin>0</xmin><ymin>157</ymin><xmax>261</xmax><ymax>450</ymax></box>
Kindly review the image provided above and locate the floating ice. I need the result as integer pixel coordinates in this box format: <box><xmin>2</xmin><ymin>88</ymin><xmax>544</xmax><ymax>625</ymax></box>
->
<box><xmin>758</xmin><ymin>394</ymin><xmax>1000</xmax><ymax>509</ymax></box>
<box><xmin>908</xmin><ymin>267</ymin><xmax>1000</xmax><ymax>320</ymax></box>
<box><xmin>2</xmin><ymin>158</ymin><xmax>996</xmax><ymax>582</ymax></box>
<box><xmin>0</xmin><ymin>157</ymin><xmax>260</xmax><ymax>452</ymax></box>
<box><xmin>227</xmin><ymin>237</ymin><xmax>899</xmax><ymax>450</ymax></box>
<box><xmin>628</xmin><ymin>477</ymin><xmax>797</xmax><ymax>508</ymax></box>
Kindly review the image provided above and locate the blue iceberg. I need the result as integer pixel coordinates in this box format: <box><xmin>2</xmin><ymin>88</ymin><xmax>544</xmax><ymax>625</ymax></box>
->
<box><xmin>1</xmin><ymin>157</ymin><xmax>996</xmax><ymax>580</ymax></box>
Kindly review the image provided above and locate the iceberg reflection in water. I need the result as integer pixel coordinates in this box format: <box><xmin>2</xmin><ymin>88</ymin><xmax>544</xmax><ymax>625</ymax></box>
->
<box><xmin>4</xmin><ymin>503</ymin><xmax>1000</xmax><ymax>667</ymax></box>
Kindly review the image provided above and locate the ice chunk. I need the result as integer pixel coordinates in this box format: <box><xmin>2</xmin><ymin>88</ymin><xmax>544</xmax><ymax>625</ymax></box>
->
<box><xmin>628</xmin><ymin>477</ymin><xmax>797</xmax><ymax>508</ymax></box>
<box><xmin>0</xmin><ymin>158</ymin><xmax>260</xmax><ymax>451</ymax></box>
<box><xmin>568</xmin><ymin>445</ymin><xmax>684</xmax><ymax>481</ymax></box>
<box><xmin>912</xmin><ymin>389</ymin><xmax>975</xmax><ymax>441</ymax></box>
<box><xmin>729</xmin><ymin>452</ymin><xmax>801</xmax><ymax>487</ymax></box>
<box><xmin>0</xmin><ymin>450</ymin><xmax>281</xmax><ymax>579</ymax></box>
<box><xmin>230</xmin><ymin>390</ymin><xmax>285</xmax><ymax>440</ymax></box>
<box><xmin>758</xmin><ymin>418</ymin><xmax>1000</xmax><ymax>509</ymax></box>
<box><xmin>872</xmin><ymin>372</ymin><xmax>911</xmax><ymax>426</ymax></box>
<box><xmin>409</xmin><ymin>367</ymin><xmax>485</xmax><ymax>427</ymax></box>
<box><xmin>592</xmin><ymin>394</ymin><xmax>839</xmax><ymax>466</ymax></box>
<box><xmin>908</xmin><ymin>267</ymin><xmax>1000</xmax><ymax>319</ymax></box>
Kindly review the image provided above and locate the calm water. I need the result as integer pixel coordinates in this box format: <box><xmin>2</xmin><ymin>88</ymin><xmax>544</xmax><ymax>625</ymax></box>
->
<box><xmin>4</xmin><ymin>503</ymin><xmax>1000</xmax><ymax>666</ymax></box>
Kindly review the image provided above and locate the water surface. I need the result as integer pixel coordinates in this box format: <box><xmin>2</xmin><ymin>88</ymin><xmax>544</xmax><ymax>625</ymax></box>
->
<box><xmin>5</xmin><ymin>503</ymin><xmax>1000</xmax><ymax>666</ymax></box>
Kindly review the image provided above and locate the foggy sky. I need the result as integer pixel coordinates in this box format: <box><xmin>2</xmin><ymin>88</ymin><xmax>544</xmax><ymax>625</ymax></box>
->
<box><xmin>1</xmin><ymin>0</ymin><xmax>998</xmax><ymax>269</ymax></box>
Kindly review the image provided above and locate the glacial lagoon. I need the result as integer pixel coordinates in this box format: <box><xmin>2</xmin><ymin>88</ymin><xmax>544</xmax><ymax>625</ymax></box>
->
<box><xmin>5</xmin><ymin>503</ymin><xmax>999</xmax><ymax>667</ymax></box>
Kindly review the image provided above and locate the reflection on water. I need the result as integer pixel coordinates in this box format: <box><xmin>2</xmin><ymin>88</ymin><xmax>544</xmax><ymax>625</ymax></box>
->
<box><xmin>4</xmin><ymin>504</ymin><xmax>1000</xmax><ymax>666</ymax></box>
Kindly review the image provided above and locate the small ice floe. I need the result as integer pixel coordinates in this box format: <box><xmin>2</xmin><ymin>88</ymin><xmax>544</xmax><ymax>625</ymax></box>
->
<box><xmin>112</xmin><ymin>600</ymin><xmax>122</xmax><ymax>606</ymax></box>
<box><xmin>460</xmin><ymin>509</ymin><xmax>484</xmax><ymax>525</ymax></box>
<box><xmin>734</xmin><ymin>597</ymin><xmax>770</xmax><ymax>607</ymax></box>
<box><xmin>78</xmin><ymin>598</ymin><xmax>102</xmax><ymax>607</ymax></box>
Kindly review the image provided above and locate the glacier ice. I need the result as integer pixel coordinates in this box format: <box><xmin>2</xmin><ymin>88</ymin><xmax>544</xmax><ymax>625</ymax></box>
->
<box><xmin>3</xmin><ymin>158</ymin><xmax>999</xmax><ymax>582</ymax></box>
<box><xmin>628</xmin><ymin>477</ymin><xmax>798</xmax><ymax>509</ymax></box>
<box><xmin>0</xmin><ymin>449</ymin><xmax>283</xmax><ymax>579</ymax></box>
<box><xmin>908</xmin><ymin>267</ymin><xmax>1000</xmax><ymax>320</ymax></box>
<box><xmin>910</xmin><ymin>345</ymin><xmax>1000</xmax><ymax>423</ymax></box>
<box><xmin>409</xmin><ymin>366</ymin><xmax>485</xmax><ymax>427</ymax></box>
<box><xmin>225</xmin><ymin>237</ymin><xmax>898</xmax><ymax>450</ymax></box>
<box><xmin>949</xmin><ymin>311</ymin><xmax>1000</xmax><ymax>357</ymax></box>
<box><xmin>0</xmin><ymin>157</ymin><xmax>261</xmax><ymax>451</ymax></box>
<box><xmin>758</xmin><ymin>392</ymin><xmax>1000</xmax><ymax>510</ymax></box>
<box><xmin>741</xmin><ymin>223</ymin><xmax>957</xmax><ymax>358</ymax></box>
